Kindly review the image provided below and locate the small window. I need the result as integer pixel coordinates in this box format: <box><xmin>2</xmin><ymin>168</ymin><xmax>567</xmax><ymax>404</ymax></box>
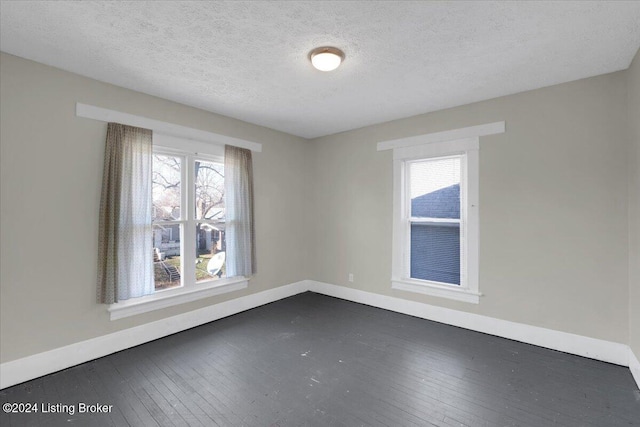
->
<box><xmin>392</xmin><ymin>137</ymin><xmax>480</xmax><ymax>303</ymax></box>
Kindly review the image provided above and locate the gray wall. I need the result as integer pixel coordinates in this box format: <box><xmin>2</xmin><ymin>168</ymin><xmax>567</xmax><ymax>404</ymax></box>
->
<box><xmin>308</xmin><ymin>71</ymin><xmax>630</xmax><ymax>344</ymax></box>
<box><xmin>629</xmin><ymin>48</ymin><xmax>640</xmax><ymax>358</ymax></box>
<box><xmin>0</xmin><ymin>53</ymin><xmax>312</xmax><ymax>363</ymax></box>
<box><xmin>1</xmin><ymin>50</ymin><xmax>636</xmax><ymax>365</ymax></box>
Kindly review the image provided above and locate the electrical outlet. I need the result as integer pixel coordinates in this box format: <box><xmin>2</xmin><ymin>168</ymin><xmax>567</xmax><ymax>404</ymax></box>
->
<box><xmin>348</xmin><ymin>273</ymin><xmax>354</xmax><ymax>283</ymax></box>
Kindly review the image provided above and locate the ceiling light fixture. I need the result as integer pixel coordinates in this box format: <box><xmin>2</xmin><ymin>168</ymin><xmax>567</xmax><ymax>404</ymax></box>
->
<box><xmin>309</xmin><ymin>46</ymin><xmax>345</xmax><ymax>72</ymax></box>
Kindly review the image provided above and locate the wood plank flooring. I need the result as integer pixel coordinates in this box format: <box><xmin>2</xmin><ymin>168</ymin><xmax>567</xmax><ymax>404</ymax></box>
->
<box><xmin>1</xmin><ymin>292</ymin><xmax>639</xmax><ymax>426</ymax></box>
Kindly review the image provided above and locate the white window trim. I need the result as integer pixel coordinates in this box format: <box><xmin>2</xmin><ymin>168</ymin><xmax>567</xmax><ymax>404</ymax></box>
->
<box><xmin>377</xmin><ymin>121</ymin><xmax>504</xmax><ymax>151</ymax></box>
<box><xmin>76</xmin><ymin>104</ymin><xmax>261</xmax><ymax>320</ymax></box>
<box><xmin>108</xmin><ymin>276</ymin><xmax>248</xmax><ymax>320</ymax></box>
<box><xmin>107</xmin><ymin>134</ymin><xmax>249</xmax><ymax>320</ymax></box>
<box><xmin>391</xmin><ymin>136</ymin><xmax>480</xmax><ymax>304</ymax></box>
<box><xmin>76</xmin><ymin>103</ymin><xmax>262</xmax><ymax>153</ymax></box>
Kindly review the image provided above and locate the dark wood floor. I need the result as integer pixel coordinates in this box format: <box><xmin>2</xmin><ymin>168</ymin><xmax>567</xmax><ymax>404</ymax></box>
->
<box><xmin>1</xmin><ymin>292</ymin><xmax>639</xmax><ymax>426</ymax></box>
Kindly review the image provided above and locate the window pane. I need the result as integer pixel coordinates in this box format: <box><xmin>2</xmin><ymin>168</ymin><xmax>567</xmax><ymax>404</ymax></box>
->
<box><xmin>195</xmin><ymin>159</ymin><xmax>224</xmax><ymax>221</ymax></box>
<box><xmin>410</xmin><ymin>223</ymin><xmax>460</xmax><ymax>285</ymax></box>
<box><xmin>153</xmin><ymin>224</ymin><xmax>182</xmax><ymax>290</ymax></box>
<box><xmin>409</xmin><ymin>156</ymin><xmax>461</xmax><ymax>285</ymax></box>
<box><xmin>195</xmin><ymin>223</ymin><xmax>226</xmax><ymax>282</ymax></box>
<box><xmin>152</xmin><ymin>155</ymin><xmax>181</xmax><ymax>221</ymax></box>
<box><xmin>410</xmin><ymin>157</ymin><xmax>460</xmax><ymax>219</ymax></box>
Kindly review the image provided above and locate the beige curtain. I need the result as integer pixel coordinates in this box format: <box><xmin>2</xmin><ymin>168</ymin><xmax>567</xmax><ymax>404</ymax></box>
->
<box><xmin>97</xmin><ymin>123</ymin><xmax>153</xmax><ymax>304</ymax></box>
<box><xmin>224</xmin><ymin>145</ymin><xmax>256</xmax><ymax>276</ymax></box>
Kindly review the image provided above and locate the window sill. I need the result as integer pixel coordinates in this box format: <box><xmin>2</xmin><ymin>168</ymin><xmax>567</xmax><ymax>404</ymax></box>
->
<box><xmin>392</xmin><ymin>279</ymin><xmax>481</xmax><ymax>304</ymax></box>
<box><xmin>108</xmin><ymin>277</ymin><xmax>249</xmax><ymax>320</ymax></box>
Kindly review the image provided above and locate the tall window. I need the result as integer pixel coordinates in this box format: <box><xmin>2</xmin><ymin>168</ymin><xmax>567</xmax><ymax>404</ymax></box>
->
<box><xmin>408</xmin><ymin>156</ymin><xmax>461</xmax><ymax>285</ymax></box>
<box><xmin>152</xmin><ymin>150</ymin><xmax>227</xmax><ymax>291</ymax></box>
<box><xmin>392</xmin><ymin>137</ymin><xmax>480</xmax><ymax>303</ymax></box>
<box><xmin>152</xmin><ymin>153</ymin><xmax>183</xmax><ymax>289</ymax></box>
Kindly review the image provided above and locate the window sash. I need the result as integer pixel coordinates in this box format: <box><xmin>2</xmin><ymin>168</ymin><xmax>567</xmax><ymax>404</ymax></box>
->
<box><xmin>407</xmin><ymin>223</ymin><xmax>463</xmax><ymax>288</ymax></box>
<box><xmin>152</xmin><ymin>220</ymin><xmax>184</xmax><ymax>226</ymax></box>
<box><xmin>152</xmin><ymin>150</ymin><xmax>228</xmax><ymax>291</ymax></box>
<box><xmin>409</xmin><ymin>218</ymin><xmax>460</xmax><ymax>224</ymax></box>
<box><xmin>402</xmin><ymin>153</ymin><xmax>466</xmax><ymax>288</ymax></box>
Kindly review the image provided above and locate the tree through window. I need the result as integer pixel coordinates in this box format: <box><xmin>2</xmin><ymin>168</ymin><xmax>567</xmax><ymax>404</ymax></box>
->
<box><xmin>151</xmin><ymin>152</ymin><xmax>227</xmax><ymax>290</ymax></box>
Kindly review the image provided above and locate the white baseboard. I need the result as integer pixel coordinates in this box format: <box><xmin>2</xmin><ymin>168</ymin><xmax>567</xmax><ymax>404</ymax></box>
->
<box><xmin>306</xmin><ymin>281</ymin><xmax>631</xmax><ymax>367</ymax></box>
<box><xmin>0</xmin><ymin>281</ymin><xmax>308</xmax><ymax>389</ymax></box>
<box><xmin>630</xmin><ymin>349</ymin><xmax>640</xmax><ymax>390</ymax></box>
<box><xmin>2</xmin><ymin>279</ymin><xmax>636</xmax><ymax>390</ymax></box>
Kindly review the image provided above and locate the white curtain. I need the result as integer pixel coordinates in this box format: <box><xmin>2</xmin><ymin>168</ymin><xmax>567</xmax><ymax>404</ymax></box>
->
<box><xmin>224</xmin><ymin>145</ymin><xmax>256</xmax><ymax>277</ymax></box>
<box><xmin>97</xmin><ymin>123</ymin><xmax>154</xmax><ymax>303</ymax></box>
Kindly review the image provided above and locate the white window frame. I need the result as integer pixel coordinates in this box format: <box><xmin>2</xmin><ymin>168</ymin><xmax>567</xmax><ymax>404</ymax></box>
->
<box><xmin>391</xmin><ymin>137</ymin><xmax>480</xmax><ymax>304</ymax></box>
<box><xmin>108</xmin><ymin>134</ymin><xmax>249</xmax><ymax>320</ymax></box>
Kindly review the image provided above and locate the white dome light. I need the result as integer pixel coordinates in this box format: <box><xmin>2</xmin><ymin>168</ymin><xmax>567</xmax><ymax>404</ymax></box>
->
<box><xmin>309</xmin><ymin>47</ymin><xmax>345</xmax><ymax>72</ymax></box>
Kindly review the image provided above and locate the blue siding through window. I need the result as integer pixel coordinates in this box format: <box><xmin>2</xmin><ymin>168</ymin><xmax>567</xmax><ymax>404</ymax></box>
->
<box><xmin>410</xmin><ymin>183</ymin><xmax>461</xmax><ymax>285</ymax></box>
<box><xmin>411</xmin><ymin>184</ymin><xmax>460</xmax><ymax>218</ymax></box>
<box><xmin>410</xmin><ymin>224</ymin><xmax>460</xmax><ymax>285</ymax></box>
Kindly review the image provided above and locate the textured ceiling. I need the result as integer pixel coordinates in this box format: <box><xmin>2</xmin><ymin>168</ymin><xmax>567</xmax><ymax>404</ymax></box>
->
<box><xmin>1</xmin><ymin>1</ymin><xmax>639</xmax><ymax>139</ymax></box>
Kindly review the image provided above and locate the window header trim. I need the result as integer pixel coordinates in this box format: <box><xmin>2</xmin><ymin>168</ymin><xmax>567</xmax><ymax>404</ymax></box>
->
<box><xmin>377</xmin><ymin>121</ymin><xmax>504</xmax><ymax>152</ymax></box>
<box><xmin>76</xmin><ymin>103</ymin><xmax>262</xmax><ymax>152</ymax></box>
<box><xmin>394</xmin><ymin>137</ymin><xmax>479</xmax><ymax>160</ymax></box>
